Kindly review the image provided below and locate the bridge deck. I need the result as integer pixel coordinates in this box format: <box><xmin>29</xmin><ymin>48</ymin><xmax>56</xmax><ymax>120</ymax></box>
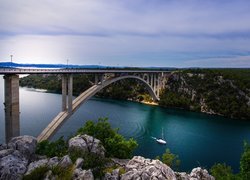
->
<box><xmin>0</xmin><ymin>68</ymin><xmax>171</xmax><ymax>74</ymax></box>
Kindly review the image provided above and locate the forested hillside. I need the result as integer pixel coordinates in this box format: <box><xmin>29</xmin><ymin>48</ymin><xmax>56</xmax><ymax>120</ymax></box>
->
<box><xmin>160</xmin><ymin>69</ymin><xmax>250</xmax><ymax>119</ymax></box>
<box><xmin>19</xmin><ymin>69</ymin><xmax>250</xmax><ymax>119</ymax></box>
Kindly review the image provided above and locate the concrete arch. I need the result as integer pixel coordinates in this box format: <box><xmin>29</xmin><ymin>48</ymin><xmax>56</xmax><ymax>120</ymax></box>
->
<box><xmin>37</xmin><ymin>75</ymin><xmax>159</xmax><ymax>142</ymax></box>
<box><xmin>72</xmin><ymin>75</ymin><xmax>158</xmax><ymax>113</ymax></box>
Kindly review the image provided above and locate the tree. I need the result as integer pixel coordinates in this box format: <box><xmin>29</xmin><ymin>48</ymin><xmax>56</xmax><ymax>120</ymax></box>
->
<box><xmin>210</xmin><ymin>163</ymin><xmax>234</xmax><ymax>180</ymax></box>
<box><xmin>240</xmin><ymin>141</ymin><xmax>250</xmax><ymax>180</ymax></box>
<box><xmin>77</xmin><ymin>118</ymin><xmax>138</xmax><ymax>159</ymax></box>
<box><xmin>157</xmin><ymin>148</ymin><xmax>180</xmax><ymax>170</ymax></box>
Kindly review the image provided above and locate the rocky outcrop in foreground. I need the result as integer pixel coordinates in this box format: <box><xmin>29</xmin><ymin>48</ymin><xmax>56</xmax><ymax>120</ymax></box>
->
<box><xmin>0</xmin><ymin>135</ymin><xmax>214</xmax><ymax>180</ymax></box>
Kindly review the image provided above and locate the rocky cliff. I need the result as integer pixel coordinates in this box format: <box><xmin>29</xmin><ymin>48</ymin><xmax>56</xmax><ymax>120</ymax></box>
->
<box><xmin>0</xmin><ymin>135</ymin><xmax>214</xmax><ymax>180</ymax></box>
<box><xmin>160</xmin><ymin>69</ymin><xmax>250</xmax><ymax>119</ymax></box>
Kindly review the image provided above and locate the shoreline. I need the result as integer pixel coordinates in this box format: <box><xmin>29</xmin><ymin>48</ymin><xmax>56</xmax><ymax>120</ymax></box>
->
<box><xmin>20</xmin><ymin>86</ymin><xmax>247</xmax><ymax>121</ymax></box>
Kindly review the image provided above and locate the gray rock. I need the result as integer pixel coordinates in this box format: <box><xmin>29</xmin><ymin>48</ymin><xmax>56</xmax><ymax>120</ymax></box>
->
<box><xmin>104</xmin><ymin>168</ymin><xmax>120</xmax><ymax>180</ymax></box>
<box><xmin>73</xmin><ymin>168</ymin><xmax>94</xmax><ymax>180</ymax></box>
<box><xmin>58</xmin><ymin>155</ymin><xmax>73</xmax><ymax>168</ymax></box>
<box><xmin>0</xmin><ymin>148</ymin><xmax>14</xmax><ymax>158</ymax></box>
<box><xmin>0</xmin><ymin>143</ymin><xmax>7</xmax><ymax>150</ymax></box>
<box><xmin>69</xmin><ymin>134</ymin><xmax>105</xmax><ymax>157</ymax></box>
<box><xmin>111</xmin><ymin>158</ymin><xmax>129</xmax><ymax>167</ymax></box>
<box><xmin>190</xmin><ymin>167</ymin><xmax>215</xmax><ymax>180</ymax></box>
<box><xmin>75</xmin><ymin>158</ymin><xmax>84</xmax><ymax>169</ymax></box>
<box><xmin>48</xmin><ymin>156</ymin><xmax>59</xmax><ymax>168</ymax></box>
<box><xmin>175</xmin><ymin>172</ymin><xmax>190</xmax><ymax>180</ymax></box>
<box><xmin>44</xmin><ymin>170</ymin><xmax>53</xmax><ymax>180</ymax></box>
<box><xmin>8</xmin><ymin>135</ymin><xmax>37</xmax><ymax>160</ymax></box>
<box><xmin>121</xmin><ymin>156</ymin><xmax>176</xmax><ymax>180</ymax></box>
<box><xmin>0</xmin><ymin>151</ymin><xmax>28</xmax><ymax>180</ymax></box>
<box><xmin>25</xmin><ymin>158</ymin><xmax>48</xmax><ymax>175</ymax></box>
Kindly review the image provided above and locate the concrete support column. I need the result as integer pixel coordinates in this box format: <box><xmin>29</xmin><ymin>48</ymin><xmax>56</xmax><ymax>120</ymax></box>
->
<box><xmin>100</xmin><ymin>74</ymin><xmax>104</xmax><ymax>85</ymax></box>
<box><xmin>95</xmin><ymin>74</ymin><xmax>98</xmax><ymax>85</ymax></box>
<box><xmin>146</xmin><ymin>74</ymin><xmax>149</xmax><ymax>84</ymax></box>
<box><xmin>150</xmin><ymin>74</ymin><xmax>153</xmax><ymax>87</ymax></box>
<box><xmin>157</xmin><ymin>73</ymin><xmax>161</xmax><ymax>97</ymax></box>
<box><xmin>154</xmin><ymin>74</ymin><xmax>157</xmax><ymax>93</ymax></box>
<box><xmin>62</xmin><ymin>75</ymin><xmax>67</xmax><ymax>111</ymax></box>
<box><xmin>4</xmin><ymin>74</ymin><xmax>20</xmax><ymax>142</ymax></box>
<box><xmin>67</xmin><ymin>74</ymin><xmax>73</xmax><ymax>112</ymax></box>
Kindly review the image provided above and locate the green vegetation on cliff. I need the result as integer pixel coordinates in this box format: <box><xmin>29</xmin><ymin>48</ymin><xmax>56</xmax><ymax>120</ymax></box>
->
<box><xmin>160</xmin><ymin>69</ymin><xmax>250</xmax><ymax>119</ymax></box>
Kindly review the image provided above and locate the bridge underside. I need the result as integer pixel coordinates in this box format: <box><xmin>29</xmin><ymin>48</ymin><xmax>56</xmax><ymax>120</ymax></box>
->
<box><xmin>2</xmin><ymin>71</ymin><xmax>171</xmax><ymax>142</ymax></box>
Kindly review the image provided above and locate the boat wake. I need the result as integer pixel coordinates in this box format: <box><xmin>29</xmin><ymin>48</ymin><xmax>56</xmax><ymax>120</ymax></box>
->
<box><xmin>151</xmin><ymin>136</ymin><xmax>157</xmax><ymax>140</ymax></box>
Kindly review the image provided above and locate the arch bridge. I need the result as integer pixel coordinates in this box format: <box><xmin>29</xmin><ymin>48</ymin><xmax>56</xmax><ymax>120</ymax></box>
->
<box><xmin>0</xmin><ymin>68</ymin><xmax>173</xmax><ymax>142</ymax></box>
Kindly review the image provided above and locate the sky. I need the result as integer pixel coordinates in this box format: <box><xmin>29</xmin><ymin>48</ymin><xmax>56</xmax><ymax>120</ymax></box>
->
<box><xmin>0</xmin><ymin>0</ymin><xmax>250</xmax><ymax>68</ymax></box>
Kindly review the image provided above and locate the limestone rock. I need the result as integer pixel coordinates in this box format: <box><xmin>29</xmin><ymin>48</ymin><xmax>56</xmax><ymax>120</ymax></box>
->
<box><xmin>44</xmin><ymin>170</ymin><xmax>54</xmax><ymax>180</ymax></box>
<box><xmin>48</xmin><ymin>156</ymin><xmax>59</xmax><ymax>168</ymax></box>
<box><xmin>104</xmin><ymin>168</ymin><xmax>120</xmax><ymax>180</ymax></box>
<box><xmin>8</xmin><ymin>135</ymin><xmax>37</xmax><ymax>160</ymax></box>
<box><xmin>190</xmin><ymin>167</ymin><xmax>215</xmax><ymax>180</ymax></box>
<box><xmin>25</xmin><ymin>158</ymin><xmax>48</xmax><ymax>175</ymax></box>
<box><xmin>73</xmin><ymin>168</ymin><xmax>94</xmax><ymax>180</ymax></box>
<box><xmin>175</xmin><ymin>172</ymin><xmax>191</xmax><ymax>180</ymax></box>
<box><xmin>58</xmin><ymin>155</ymin><xmax>73</xmax><ymax>168</ymax></box>
<box><xmin>69</xmin><ymin>134</ymin><xmax>105</xmax><ymax>156</ymax></box>
<box><xmin>111</xmin><ymin>158</ymin><xmax>129</xmax><ymax>167</ymax></box>
<box><xmin>0</xmin><ymin>143</ymin><xmax>7</xmax><ymax>151</ymax></box>
<box><xmin>75</xmin><ymin>158</ymin><xmax>84</xmax><ymax>169</ymax></box>
<box><xmin>0</xmin><ymin>150</ymin><xmax>28</xmax><ymax>180</ymax></box>
<box><xmin>121</xmin><ymin>156</ymin><xmax>176</xmax><ymax>180</ymax></box>
<box><xmin>0</xmin><ymin>148</ymin><xmax>14</xmax><ymax>158</ymax></box>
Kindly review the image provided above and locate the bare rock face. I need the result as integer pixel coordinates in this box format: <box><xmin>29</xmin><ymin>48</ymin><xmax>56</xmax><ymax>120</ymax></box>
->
<box><xmin>190</xmin><ymin>167</ymin><xmax>215</xmax><ymax>180</ymax></box>
<box><xmin>73</xmin><ymin>168</ymin><xmax>94</xmax><ymax>180</ymax></box>
<box><xmin>8</xmin><ymin>135</ymin><xmax>37</xmax><ymax>161</ymax></box>
<box><xmin>121</xmin><ymin>156</ymin><xmax>176</xmax><ymax>180</ymax></box>
<box><xmin>175</xmin><ymin>172</ymin><xmax>191</xmax><ymax>180</ymax></box>
<box><xmin>0</xmin><ymin>150</ymin><xmax>28</xmax><ymax>180</ymax></box>
<box><xmin>104</xmin><ymin>168</ymin><xmax>120</xmax><ymax>180</ymax></box>
<box><xmin>75</xmin><ymin>158</ymin><xmax>84</xmax><ymax>169</ymax></box>
<box><xmin>47</xmin><ymin>156</ymin><xmax>59</xmax><ymax>168</ymax></box>
<box><xmin>25</xmin><ymin>158</ymin><xmax>48</xmax><ymax>175</ymax></box>
<box><xmin>68</xmin><ymin>134</ymin><xmax>105</xmax><ymax>157</ymax></box>
<box><xmin>58</xmin><ymin>155</ymin><xmax>73</xmax><ymax>168</ymax></box>
<box><xmin>0</xmin><ymin>148</ymin><xmax>14</xmax><ymax>158</ymax></box>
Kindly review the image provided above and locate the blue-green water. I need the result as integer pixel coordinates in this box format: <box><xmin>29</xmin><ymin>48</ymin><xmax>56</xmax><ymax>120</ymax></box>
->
<box><xmin>0</xmin><ymin>76</ymin><xmax>250</xmax><ymax>172</ymax></box>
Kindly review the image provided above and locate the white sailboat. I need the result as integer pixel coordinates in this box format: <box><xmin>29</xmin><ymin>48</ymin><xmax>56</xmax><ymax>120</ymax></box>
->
<box><xmin>156</xmin><ymin>128</ymin><xmax>167</xmax><ymax>144</ymax></box>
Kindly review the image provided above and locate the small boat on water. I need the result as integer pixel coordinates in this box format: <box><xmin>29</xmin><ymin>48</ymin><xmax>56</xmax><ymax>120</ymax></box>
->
<box><xmin>156</xmin><ymin>138</ymin><xmax>167</xmax><ymax>144</ymax></box>
<box><xmin>156</xmin><ymin>128</ymin><xmax>167</xmax><ymax>144</ymax></box>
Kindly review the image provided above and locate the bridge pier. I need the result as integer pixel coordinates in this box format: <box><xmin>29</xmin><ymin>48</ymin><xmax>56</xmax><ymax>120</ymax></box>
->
<box><xmin>62</xmin><ymin>75</ymin><xmax>67</xmax><ymax>111</ymax></box>
<box><xmin>61</xmin><ymin>74</ymin><xmax>73</xmax><ymax>112</ymax></box>
<box><xmin>95</xmin><ymin>74</ymin><xmax>98</xmax><ymax>85</ymax></box>
<box><xmin>4</xmin><ymin>74</ymin><xmax>20</xmax><ymax>142</ymax></box>
<box><xmin>150</xmin><ymin>74</ymin><xmax>153</xmax><ymax>87</ymax></box>
<box><xmin>68</xmin><ymin>74</ymin><xmax>73</xmax><ymax>112</ymax></box>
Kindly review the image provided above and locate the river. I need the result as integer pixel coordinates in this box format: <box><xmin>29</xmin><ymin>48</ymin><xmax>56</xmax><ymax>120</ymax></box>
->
<box><xmin>0</xmin><ymin>76</ymin><xmax>250</xmax><ymax>172</ymax></box>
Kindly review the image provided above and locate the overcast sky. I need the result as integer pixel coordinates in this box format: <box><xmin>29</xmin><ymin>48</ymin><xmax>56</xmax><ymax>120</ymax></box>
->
<box><xmin>0</xmin><ymin>0</ymin><xmax>250</xmax><ymax>67</ymax></box>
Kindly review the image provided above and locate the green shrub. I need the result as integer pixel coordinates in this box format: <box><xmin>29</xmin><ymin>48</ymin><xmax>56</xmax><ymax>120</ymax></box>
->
<box><xmin>157</xmin><ymin>148</ymin><xmax>180</xmax><ymax>170</ymax></box>
<box><xmin>36</xmin><ymin>136</ymin><xmax>68</xmax><ymax>157</ymax></box>
<box><xmin>77</xmin><ymin>118</ymin><xmax>138</xmax><ymax>159</ymax></box>
<box><xmin>23</xmin><ymin>166</ymin><xmax>49</xmax><ymax>180</ymax></box>
<box><xmin>240</xmin><ymin>141</ymin><xmax>250</xmax><ymax>180</ymax></box>
<box><xmin>210</xmin><ymin>163</ymin><xmax>234</xmax><ymax>180</ymax></box>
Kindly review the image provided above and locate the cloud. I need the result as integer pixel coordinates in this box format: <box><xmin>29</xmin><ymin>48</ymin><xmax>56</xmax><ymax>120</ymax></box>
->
<box><xmin>0</xmin><ymin>0</ymin><xmax>250</xmax><ymax>67</ymax></box>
